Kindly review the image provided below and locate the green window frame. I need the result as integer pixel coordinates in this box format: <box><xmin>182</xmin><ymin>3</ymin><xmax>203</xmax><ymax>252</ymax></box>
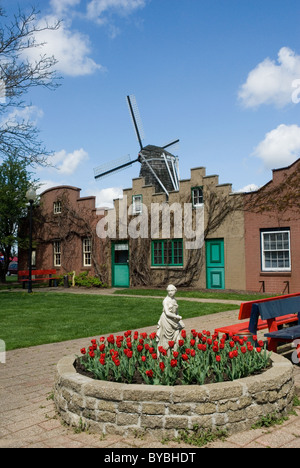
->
<box><xmin>192</xmin><ymin>186</ymin><xmax>204</xmax><ymax>207</ymax></box>
<box><xmin>152</xmin><ymin>239</ymin><xmax>183</xmax><ymax>266</ymax></box>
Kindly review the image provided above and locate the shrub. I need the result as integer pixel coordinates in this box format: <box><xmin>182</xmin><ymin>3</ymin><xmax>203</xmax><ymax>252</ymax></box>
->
<box><xmin>74</xmin><ymin>272</ymin><xmax>107</xmax><ymax>289</ymax></box>
<box><xmin>76</xmin><ymin>329</ymin><xmax>271</xmax><ymax>386</ymax></box>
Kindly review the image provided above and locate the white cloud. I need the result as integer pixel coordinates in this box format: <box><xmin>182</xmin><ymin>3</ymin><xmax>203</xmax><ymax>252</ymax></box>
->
<box><xmin>235</xmin><ymin>184</ymin><xmax>260</xmax><ymax>193</ymax></box>
<box><xmin>51</xmin><ymin>148</ymin><xmax>89</xmax><ymax>175</ymax></box>
<box><xmin>50</xmin><ymin>0</ymin><xmax>81</xmax><ymax>15</ymax></box>
<box><xmin>253</xmin><ymin>124</ymin><xmax>300</xmax><ymax>169</ymax></box>
<box><xmin>38</xmin><ymin>180</ymin><xmax>62</xmax><ymax>194</ymax></box>
<box><xmin>86</xmin><ymin>0</ymin><xmax>146</xmax><ymax>24</ymax></box>
<box><xmin>22</xmin><ymin>0</ymin><xmax>147</xmax><ymax>75</ymax></box>
<box><xmin>239</xmin><ymin>47</ymin><xmax>300</xmax><ymax>108</ymax></box>
<box><xmin>1</xmin><ymin>105</ymin><xmax>44</xmax><ymax>127</ymax></box>
<box><xmin>39</xmin><ymin>182</ymin><xmax>122</xmax><ymax>207</ymax></box>
<box><xmin>91</xmin><ymin>186</ymin><xmax>123</xmax><ymax>207</ymax></box>
<box><xmin>23</xmin><ymin>15</ymin><xmax>102</xmax><ymax>77</ymax></box>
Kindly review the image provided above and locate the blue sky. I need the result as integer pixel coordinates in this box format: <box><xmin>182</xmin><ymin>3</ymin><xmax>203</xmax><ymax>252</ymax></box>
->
<box><xmin>2</xmin><ymin>0</ymin><xmax>300</xmax><ymax>207</ymax></box>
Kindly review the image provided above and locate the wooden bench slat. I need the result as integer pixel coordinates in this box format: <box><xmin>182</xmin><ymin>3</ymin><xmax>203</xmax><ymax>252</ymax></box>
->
<box><xmin>18</xmin><ymin>270</ymin><xmax>57</xmax><ymax>276</ymax></box>
<box><xmin>18</xmin><ymin>269</ymin><xmax>58</xmax><ymax>288</ymax></box>
<box><xmin>265</xmin><ymin>325</ymin><xmax>300</xmax><ymax>341</ymax></box>
<box><xmin>215</xmin><ymin>314</ymin><xmax>298</xmax><ymax>336</ymax></box>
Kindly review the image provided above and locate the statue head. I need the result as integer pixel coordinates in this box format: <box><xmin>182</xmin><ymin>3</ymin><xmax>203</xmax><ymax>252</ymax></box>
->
<box><xmin>167</xmin><ymin>284</ymin><xmax>177</xmax><ymax>297</ymax></box>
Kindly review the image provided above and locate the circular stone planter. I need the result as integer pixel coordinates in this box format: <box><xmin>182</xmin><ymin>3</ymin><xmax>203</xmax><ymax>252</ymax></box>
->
<box><xmin>54</xmin><ymin>353</ymin><xmax>295</xmax><ymax>438</ymax></box>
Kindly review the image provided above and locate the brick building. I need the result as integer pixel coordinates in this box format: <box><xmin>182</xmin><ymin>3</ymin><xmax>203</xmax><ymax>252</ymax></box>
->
<box><xmin>18</xmin><ymin>159</ymin><xmax>300</xmax><ymax>294</ymax></box>
<box><xmin>244</xmin><ymin>159</ymin><xmax>300</xmax><ymax>294</ymax></box>
<box><xmin>18</xmin><ymin>186</ymin><xmax>106</xmax><ymax>282</ymax></box>
<box><xmin>96</xmin><ymin>165</ymin><xmax>245</xmax><ymax>290</ymax></box>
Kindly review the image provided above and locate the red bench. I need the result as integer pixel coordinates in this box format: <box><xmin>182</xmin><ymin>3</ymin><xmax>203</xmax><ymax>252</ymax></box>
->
<box><xmin>18</xmin><ymin>269</ymin><xmax>59</xmax><ymax>289</ymax></box>
<box><xmin>215</xmin><ymin>293</ymin><xmax>300</xmax><ymax>351</ymax></box>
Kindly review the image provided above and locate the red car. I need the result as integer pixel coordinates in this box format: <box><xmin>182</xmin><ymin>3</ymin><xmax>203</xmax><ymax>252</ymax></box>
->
<box><xmin>8</xmin><ymin>261</ymin><xmax>18</xmax><ymax>275</ymax></box>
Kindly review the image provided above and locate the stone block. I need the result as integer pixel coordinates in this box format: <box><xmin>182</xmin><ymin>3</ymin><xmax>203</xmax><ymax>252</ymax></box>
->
<box><xmin>168</xmin><ymin>403</ymin><xmax>192</xmax><ymax>415</ymax></box>
<box><xmin>194</xmin><ymin>402</ymin><xmax>217</xmax><ymax>415</ymax></box>
<box><xmin>164</xmin><ymin>416</ymin><xmax>189</xmax><ymax>430</ymax></box>
<box><xmin>142</xmin><ymin>403</ymin><xmax>166</xmax><ymax>415</ymax></box>
<box><xmin>118</xmin><ymin>401</ymin><xmax>140</xmax><ymax>414</ymax></box>
<box><xmin>172</xmin><ymin>386</ymin><xmax>208</xmax><ymax>403</ymax></box>
<box><xmin>117</xmin><ymin>413</ymin><xmax>139</xmax><ymax>426</ymax></box>
<box><xmin>140</xmin><ymin>415</ymin><xmax>164</xmax><ymax>429</ymax></box>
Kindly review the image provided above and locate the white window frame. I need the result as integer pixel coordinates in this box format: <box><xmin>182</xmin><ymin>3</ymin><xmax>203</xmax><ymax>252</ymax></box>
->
<box><xmin>132</xmin><ymin>195</ymin><xmax>143</xmax><ymax>215</ymax></box>
<box><xmin>53</xmin><ymin>241</ymin><xmax>61</xmax><ymax>267</ymax></box>
<box><xmin>54</xmin><ymin>201</ymin><xmax>62</xmax><ymax>214</ymax></box>
<box><xmin>83</xmin><ymin>238</ymin><xmax>92</xmax><ymax>267</ymax></box>
<box><xmin>192</xmin><ymin>187</ymin><xmax>204</xmax><ymax>208</ymax></box>
<box><xmin>261</xmin><ymin>230</ymin><xmax>291</xmax><ymax>272</ymax></box>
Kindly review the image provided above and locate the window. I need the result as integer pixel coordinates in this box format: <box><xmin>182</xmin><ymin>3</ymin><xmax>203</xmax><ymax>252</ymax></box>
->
<box><xmin>32</xmin><ymin>250</ymin><xmax>36</xmax><ymax>268</ymax></box>
<box><xmin>192</xmin><ymin>187</ymin><xmax>204</xmax><ymax>207</ymax></box>
<box><xmin>54</xmin><ymin>201</ymin><xmax>62</xmax><ymax>214</ymax></box>
<box><xmin>53</xmin><ymin>241</ymin><xmax>61</xmax><ymax>267</ymax></box>
<box><xmin>152</xmin><ymin>240</ymin><xmax>183</xmax><ymax>266</ymax></box>
<box><xmin>113</xmin><ymin>243</ymin><xmax>129</xmax><ymax>264</ymax></box>
<box><xmin>83</xmin><ymin>238</ymin><xmax>92</xmax><ymax>267</ymax></box>
<box><xmin>132</xmin><ymin>195</ymin><xmax>143</xmax><ymax>214</ymax></box>
<box><xmin>261</xmin><ymin>230</ymin><xmax>291</xmax><ymax>272</ymax></box>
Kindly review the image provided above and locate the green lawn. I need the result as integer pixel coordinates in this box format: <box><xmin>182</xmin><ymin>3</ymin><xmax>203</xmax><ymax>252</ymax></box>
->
<box><xmin>0</xmin><ymin>291</ymin><xmax>237</xmax><ymax>351</ymax></box>
<box><xmin>0</xmin><ymin>276</ymin><xmax>22</xmax><ymax>290</ymax></box>
<box><xmin>114</xmin><ymin>288</ymin><xmax>272</xmax><ymax>302</ymax></box>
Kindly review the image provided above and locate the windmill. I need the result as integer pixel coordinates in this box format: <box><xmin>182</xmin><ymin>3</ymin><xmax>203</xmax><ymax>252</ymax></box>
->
<box><xmin>94</xmin><ymin>95</ymin><xmax>180</xmax><ymax>199</ymax></box>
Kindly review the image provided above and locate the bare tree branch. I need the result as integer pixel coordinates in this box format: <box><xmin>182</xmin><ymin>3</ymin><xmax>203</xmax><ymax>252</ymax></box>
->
<box><xmin>0</xmin><ymin>6</ymin><xmax>61</xmax><ymax>165</ymax></box>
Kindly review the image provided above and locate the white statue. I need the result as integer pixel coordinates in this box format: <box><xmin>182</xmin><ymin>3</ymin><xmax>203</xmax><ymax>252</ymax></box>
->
<box><xmin>156</xmin><ymin>285</ymin><xmax>185</xmax><ymax>354</ymax></box>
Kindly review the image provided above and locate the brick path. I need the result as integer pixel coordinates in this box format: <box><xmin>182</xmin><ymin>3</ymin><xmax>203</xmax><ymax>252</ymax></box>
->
<box><xmin>1</xmin><ymin>289</ymin><xmax>300</xmax><ymax>448</ymax></box>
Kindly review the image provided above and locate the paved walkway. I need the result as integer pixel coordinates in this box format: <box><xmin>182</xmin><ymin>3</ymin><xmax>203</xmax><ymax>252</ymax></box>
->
<box><xmin>1</xmin><ymin>288</ymin><xmax>300</xmax><ymax>448</ymax></box>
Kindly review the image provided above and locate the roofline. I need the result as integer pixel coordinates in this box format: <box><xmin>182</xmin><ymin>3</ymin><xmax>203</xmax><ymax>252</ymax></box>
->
<box><xmin>40</xmin><ymin>185</ymin><xmax>82</xmax><ymax>196</ymax></box>
<box><xmin>272</xmin><ymin>157</ymin><xmax>300</xmax><ymax>173</ymax></box>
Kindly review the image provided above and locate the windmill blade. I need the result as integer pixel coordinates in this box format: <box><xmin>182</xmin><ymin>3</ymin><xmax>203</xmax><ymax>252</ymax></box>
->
<box><xmin>162</xmin><ymin>153</ymin><xmax>177</xmax><ymax>191</ymax></box>
<box><xmin>127</xmin><ymin>95</ymin><xmax>145</xmax><ymax>150</ymax></box>
<box><xmin>94</xmin><ymin>155</ymin><xmax>139</xmax><ymax>180</ymax></box>
<box><xmin>162</xmin><ymin>139</ymin><xmax>180</xmax><ymax>152</ymax></box>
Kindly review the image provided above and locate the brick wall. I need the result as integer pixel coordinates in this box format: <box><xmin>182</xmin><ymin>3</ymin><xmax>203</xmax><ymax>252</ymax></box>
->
<box><xmin>18</xmin><ymin>186</ymin><xmax>106</xmax><ymax>279</ymax></box>
<box><xmin>244</xmin><ymin>160</ymin><xmax>300</xmax><ymax>294</ymax></box>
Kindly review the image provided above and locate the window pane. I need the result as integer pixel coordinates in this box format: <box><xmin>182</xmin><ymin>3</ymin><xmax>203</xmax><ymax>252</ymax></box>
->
<box><xmin>193</xmin><ymin>188</ymin><xmax>203</xmax><ymax>206</ymax></box>
<box><xmin>264</xmin><ymin>234</ymin><xmax>270</xmax><ymax>250</ymax></box>
<box><xmin>133</xmin><ymin>195</ymin><xmax>142</xmax><ymax>214</ymax></box>
<box><xmin>153</xmin><ymin>242</ymin><xmax>162</xmax><ymax>265</ymax></box>
<box><xmin>173</xmin><ymin>241</ymin><xmax>183</xmax><ymax>265</ymax></box>
<box><xmin>54</xmin><ymin>201</ymin><xmax>62</xmax><ymax>214</ymax></box>
<box><xmin>54</xmin><ymin>241</ymin><xmax>61</xmax><ymax>267</ymax></box>
<box><xmin>265</xmin><ymin>252</ymin><xmax>271</xmax><ymax>268</ymax></box>
<box><xmin>163</xmin><ymin>241</ymin><xmax>172</xmax><ymax>265</ymax></box>
<box><xmin>262</xmin><ymin>231</ymin><xmax>290</xmax><ymax>271</ymax></box>
<box><xmin>83</xmin><ymin>238</ymin><xmax>92</xmax><ymax>266</ymax></box>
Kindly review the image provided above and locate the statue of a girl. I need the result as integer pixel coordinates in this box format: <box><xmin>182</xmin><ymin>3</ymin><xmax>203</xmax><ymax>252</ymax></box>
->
<box><xmin>156</xmin><ymin>285</ymin><xmax>185</xmax><ymax>354</ymax></box>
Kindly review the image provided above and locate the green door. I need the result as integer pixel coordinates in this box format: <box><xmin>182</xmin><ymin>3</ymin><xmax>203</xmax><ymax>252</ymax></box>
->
<box><xmin>112</xmin><ymin>242</ymin><xmax>130</xmax><ymax>288</ymax></box>
<box><xmin>206</xmin><ymin>239</ymin><xmax>225</xmax><ymax>289</ymax></box>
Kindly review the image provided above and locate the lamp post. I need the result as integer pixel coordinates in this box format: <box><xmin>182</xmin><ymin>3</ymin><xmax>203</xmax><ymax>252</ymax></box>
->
<box><xmin>26</xmin><ymin>188</ymin><xmax>37</xmax><ymax>294</ymax></box>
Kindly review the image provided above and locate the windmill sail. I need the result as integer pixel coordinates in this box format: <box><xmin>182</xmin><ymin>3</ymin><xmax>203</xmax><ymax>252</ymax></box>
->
<box><xmin>162</xmin><ymin>139</ymin><xmax>180</xmax><ymax>150</ymax></box>
<box><xmin>127</xmin><ymin>95</ymin><xmax>145</xmax><ymax>150</ymax></box>
<box><xmin>94</xmin><ymin>155</ymin><xmax>139</xmax><ymax>180</ymax></box>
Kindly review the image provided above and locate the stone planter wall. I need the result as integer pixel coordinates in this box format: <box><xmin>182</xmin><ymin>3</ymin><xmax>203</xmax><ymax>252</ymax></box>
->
<box><xmin>54</xmin><ymin>353</ymin><xmax>294</xmax><ymax>438</ymax></box>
